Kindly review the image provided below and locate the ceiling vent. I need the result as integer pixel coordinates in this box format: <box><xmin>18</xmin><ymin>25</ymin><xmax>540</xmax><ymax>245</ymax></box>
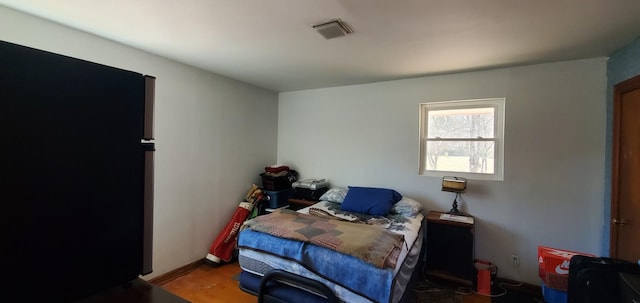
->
<box><xmin>312</xmin><ymin>19</ymin><xmax>353</xmax><ymax>39</ymax></box>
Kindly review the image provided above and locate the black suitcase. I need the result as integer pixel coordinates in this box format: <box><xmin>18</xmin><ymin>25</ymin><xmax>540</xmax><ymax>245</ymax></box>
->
<box><xmin>292</xmin><ymin>187</ymin><xmax>329</xmax><ymax>201</ymax></box>
<box><xmin>567</xmin><ymin>255</ymin><xmax>640</xmax><ymax>303</ymax></box>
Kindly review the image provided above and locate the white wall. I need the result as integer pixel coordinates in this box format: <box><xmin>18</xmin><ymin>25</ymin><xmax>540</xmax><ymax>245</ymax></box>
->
<box><xmin>0</xmin><ymin>6</ymin><xmax>278</xmax><ymax>279</ymax></box>
<box><xmin>278</xmin><ymin>58</ymin><xmax>607</xmax><ymax>285</ymax></box>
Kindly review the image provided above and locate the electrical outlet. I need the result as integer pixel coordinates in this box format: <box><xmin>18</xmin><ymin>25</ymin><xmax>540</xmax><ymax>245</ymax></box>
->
<box><xmin>511</xmin><ymin>254</ymin><xmax>520</xmax><ymax>267</ymax></box>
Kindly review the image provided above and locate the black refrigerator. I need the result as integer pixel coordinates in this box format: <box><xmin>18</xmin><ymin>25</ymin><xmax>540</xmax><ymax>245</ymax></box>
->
<box><xmin>0</xmin><ymin>41</ymin><xmax>155</xmax><ymax>302</ymax></box>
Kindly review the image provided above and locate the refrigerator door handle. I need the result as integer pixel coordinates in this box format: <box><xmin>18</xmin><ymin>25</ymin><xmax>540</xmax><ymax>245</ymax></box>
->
<box><xmin>141</xmin><ymin>143</ymin><xmax>155</xmax><ymax>275</ymax></box>
<box><xmin>143</xmin><ymin>75</ymin><xmax>155</xmax><ymax>140</ymax></box>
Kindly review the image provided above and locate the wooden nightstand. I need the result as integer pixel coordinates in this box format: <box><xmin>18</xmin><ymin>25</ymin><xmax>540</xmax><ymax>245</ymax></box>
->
<box><xmin>288</xmin><ymin>198</ymin><xmax>318</xmax><ymax>211</ymax></box>
<box><xmin>425</xmin><ymin>211</ymin><xmax>475</xmax><ymax>285</ymax></box>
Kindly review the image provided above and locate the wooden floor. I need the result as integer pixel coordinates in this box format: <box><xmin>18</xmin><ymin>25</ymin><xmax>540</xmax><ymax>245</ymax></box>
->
<box><xmin>155</xmin><ymin>261</ymin><xmax>493</xmax><ymax>303</ymax></box>
<box><xmin>157</xmin><ymin>262</ymin><xmax>255</xmax><ymax>303</ymax></box>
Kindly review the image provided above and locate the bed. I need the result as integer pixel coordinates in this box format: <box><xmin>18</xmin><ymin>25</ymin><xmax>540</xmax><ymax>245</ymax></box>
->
<box><xmin>237</xmin><ymin>187</ymin><xmax>425</xmax><ymax>303</ymax></box>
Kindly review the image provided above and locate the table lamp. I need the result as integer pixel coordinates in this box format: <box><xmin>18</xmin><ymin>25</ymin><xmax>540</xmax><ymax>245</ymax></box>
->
<box><xmin>441</xmin><ymin>176</ymin><xmax>467</xmax><ymax>215</ymax></box>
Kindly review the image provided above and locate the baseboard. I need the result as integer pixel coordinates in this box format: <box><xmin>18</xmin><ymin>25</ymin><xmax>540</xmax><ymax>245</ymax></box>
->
<box><xmin>147</xmin><ymin>258</ymin><xmax>206</xmax><ymax>286</ymax></box>
<box><xmin>494</xmin><ymin>276</ymin><xmax>542</xmax><ymax>297</ymax></box>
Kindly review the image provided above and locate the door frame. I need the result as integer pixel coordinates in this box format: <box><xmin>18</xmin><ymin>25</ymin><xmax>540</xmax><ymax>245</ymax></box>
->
<box><xmin>610</xmin><ymin>74</ymin><xmax>640</xmax><ymax>257</ymax></box>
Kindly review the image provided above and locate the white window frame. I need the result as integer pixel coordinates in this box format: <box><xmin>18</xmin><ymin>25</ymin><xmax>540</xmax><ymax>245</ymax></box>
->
<box><xmin>419</xmin><ymin>98</ymin><xmax>505</xmax><ymax>181</ymax></box>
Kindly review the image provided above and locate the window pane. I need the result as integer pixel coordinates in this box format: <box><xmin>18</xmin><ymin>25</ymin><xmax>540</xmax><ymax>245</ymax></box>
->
<box><xmin>427</xmin><ymin>107</ymin><xmax>495</xmax><ymax>138</ymax></box>
<box><xmin>425</xmin><ymin>140</ymin><xmax>495</xmax><ymax>174</ymax></box>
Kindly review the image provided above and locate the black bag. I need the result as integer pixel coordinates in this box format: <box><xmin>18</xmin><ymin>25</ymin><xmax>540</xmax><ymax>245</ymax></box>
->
<box><xmin>567</xmin><ymin>255</ymin><xmax>640</xmax><ymax>303</ymax></box>
<box><xmin>292</xmin><ymin>187</ymin><xmax>329</xmax><ymax>201</ymax></box>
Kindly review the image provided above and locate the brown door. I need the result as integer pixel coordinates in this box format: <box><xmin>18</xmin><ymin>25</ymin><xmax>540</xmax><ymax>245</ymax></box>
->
<box><xmin>611</xmin><ymin>74</ymin><xmax>640</xmax><ymax>262</ymax></box>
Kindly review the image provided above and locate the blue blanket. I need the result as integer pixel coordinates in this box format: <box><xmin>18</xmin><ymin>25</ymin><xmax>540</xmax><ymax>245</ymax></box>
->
<box><xmin>238</xmin><ymin>229</ymin><xmax>394</xmax><ymax>302</ymax></box>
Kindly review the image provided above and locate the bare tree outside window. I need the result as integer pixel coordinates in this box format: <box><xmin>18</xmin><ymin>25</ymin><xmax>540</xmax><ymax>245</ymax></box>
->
<box><xmin>425</xmin><ymin>107</ymin><xmax>496</xmax><ymax>174</ymax></box>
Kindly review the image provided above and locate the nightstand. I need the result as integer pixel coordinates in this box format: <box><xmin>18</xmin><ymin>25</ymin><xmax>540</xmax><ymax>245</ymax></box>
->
<box><xmin>425</xmin><ymin>210</ymin><xmax>475</xmax><ymax>285</ymax></box>
<box><xmin>288</xmin><ymin>198</ymin><xmax>318</xmax><ymax>211</ymax></box>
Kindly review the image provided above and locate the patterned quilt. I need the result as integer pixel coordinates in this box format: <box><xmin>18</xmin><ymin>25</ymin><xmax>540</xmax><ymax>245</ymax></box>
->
<box><xmin>241</xmin><ymin>208</ymin><xmax>404</xmax><ymax>269</ymax></box>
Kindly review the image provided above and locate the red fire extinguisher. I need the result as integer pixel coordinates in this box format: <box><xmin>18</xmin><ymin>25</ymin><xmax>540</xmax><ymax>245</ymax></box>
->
<box><xmin>205</xmin><ymin>185</ymin><xmax>262</xmax><ymax>264</ymax></box>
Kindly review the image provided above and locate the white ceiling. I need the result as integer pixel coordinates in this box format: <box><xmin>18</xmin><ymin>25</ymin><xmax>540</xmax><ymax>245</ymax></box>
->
<box><xmin>2</xmin><ymin>0</ymin><xmax>640</xmax><ymax>92</ymax></box>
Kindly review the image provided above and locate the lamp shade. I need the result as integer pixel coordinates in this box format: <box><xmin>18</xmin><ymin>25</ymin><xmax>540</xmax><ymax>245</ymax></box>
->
<box><xmin>442</xmin><ymin>176</ymin><xmax>467</xmax><ymax>193</ymax></box>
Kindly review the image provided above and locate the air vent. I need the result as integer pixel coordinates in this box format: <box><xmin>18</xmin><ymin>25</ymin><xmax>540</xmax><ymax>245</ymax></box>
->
<box><xmin>312</xmin><ymin>19</ymin><xmax>353</xmax><ymax>39</ymax></box>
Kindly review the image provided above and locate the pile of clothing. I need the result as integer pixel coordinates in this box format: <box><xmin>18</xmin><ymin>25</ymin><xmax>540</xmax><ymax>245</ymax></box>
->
<box><xmin>261</xmin><ymin>165</ymin><xmax>298</xmax><ymax>191</ymax></box>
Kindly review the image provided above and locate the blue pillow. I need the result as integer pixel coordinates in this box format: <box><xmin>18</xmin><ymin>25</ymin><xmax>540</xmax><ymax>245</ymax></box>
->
<box><xmin>340</xmin><ymin>186</ymin><xmax>403</xmax><ymax>216</ymax></box>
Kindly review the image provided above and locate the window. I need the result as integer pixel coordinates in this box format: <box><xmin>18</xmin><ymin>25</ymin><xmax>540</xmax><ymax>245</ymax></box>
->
<box><xmin>419</xmin><ymin>98</ymin><xmax>505</xmax><ymax>180</ymax></box>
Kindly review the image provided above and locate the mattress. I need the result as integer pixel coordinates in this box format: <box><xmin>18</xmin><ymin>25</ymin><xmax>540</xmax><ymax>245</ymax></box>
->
<box><xmin>238</xmin><ymin>201</ymin><xmax>424</xmax><ymax>303</ymax></box>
